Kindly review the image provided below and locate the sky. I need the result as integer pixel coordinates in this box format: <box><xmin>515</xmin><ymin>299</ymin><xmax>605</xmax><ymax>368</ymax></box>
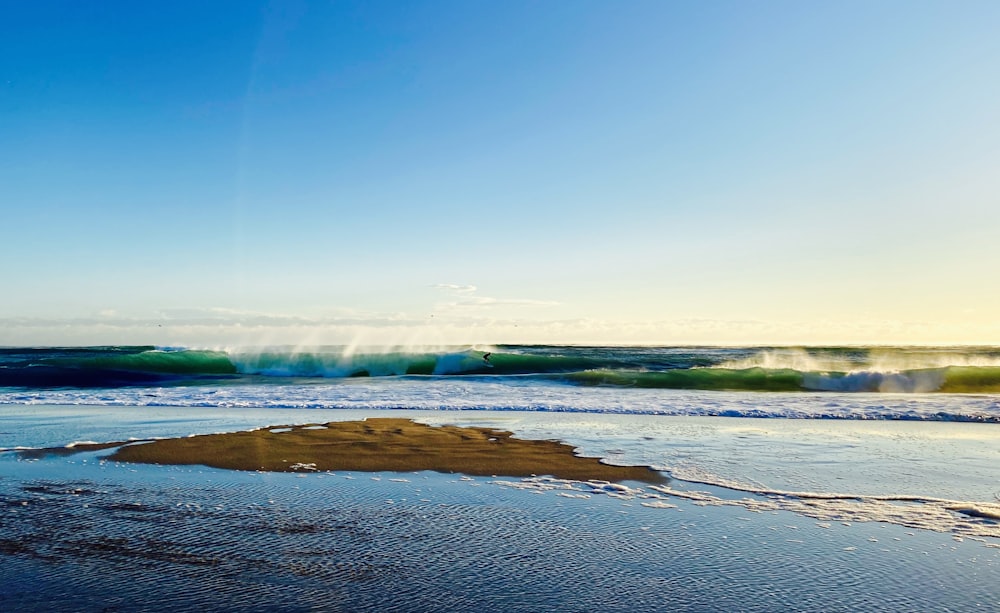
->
<box><xmin>2</xmin><ymin>0</ymin><xmax>999</xmax><ymax>347</ymax></box>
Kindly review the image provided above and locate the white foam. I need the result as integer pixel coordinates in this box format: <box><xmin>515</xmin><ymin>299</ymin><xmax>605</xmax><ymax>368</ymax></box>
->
<box><xmin>948</xmin><ymin>504</ymin><xmax>1000</xmax><ymax>521</ymax></box>
<box><xmin>65</xmin><ymin>440</ymin><xmax>102</xmax><ymax>448</ymax></box>
<box><xmin>640</xmin><ymin>501</ymin><xmax>677</xmax><ymax>509</ymax></box>
<box><xmin>645</xmin><ymin>483</ymin><xmax>1000</xmax><ymax>541</ymax></box>
<box><xmin>493</xmin><ymin>476</ymin><xmax>1000</xmax><ymax>542</ymax></box>
<box><xmin>4</xmin><ymin>379</ymin><xmax>995</xmax><ymax>422</ymax></box>
<box><xmin>721</xmin><ymin>347</ymin><xmax>1000</xmax><ymax>373</ymax></box>
<box><xmin>803</xmin><ymin>369</ymin><xmax>947</xmax><ymax>393</ymax></box>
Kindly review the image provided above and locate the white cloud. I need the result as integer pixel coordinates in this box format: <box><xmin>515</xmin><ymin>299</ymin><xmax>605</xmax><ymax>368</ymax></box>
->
<box><xmin>431</xmin><ymin>283</ymin><xmax>558</xmax><ymax>311</ymax></box>
<box><xmin>449</xmin><ymin>296</ymin><xmax>559</xmax><ymax>308</ymax></box>
<box><xmin>432</xmin><ymin>284</ymin><xmax>477</xmax><ymax>293</ymax></box>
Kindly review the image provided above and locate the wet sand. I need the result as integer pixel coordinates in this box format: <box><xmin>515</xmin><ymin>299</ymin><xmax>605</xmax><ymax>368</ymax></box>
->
<box><xmin>106</xmin><ymin>418</ymin><xmax>666</xmax><ymax>484</ymax></box>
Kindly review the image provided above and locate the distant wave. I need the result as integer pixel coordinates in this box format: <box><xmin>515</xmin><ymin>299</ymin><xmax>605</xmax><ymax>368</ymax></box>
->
<box><xmin>2</xmin><ymin>345</ymin><xmax>1000</xmax><ymax>394</ymax></box>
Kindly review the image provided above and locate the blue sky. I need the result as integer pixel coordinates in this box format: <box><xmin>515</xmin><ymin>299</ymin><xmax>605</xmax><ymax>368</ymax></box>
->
<box><xmin>2</xmin><ymin>0</ymin><xmax>999</xmax><ymax>346</ymax></box>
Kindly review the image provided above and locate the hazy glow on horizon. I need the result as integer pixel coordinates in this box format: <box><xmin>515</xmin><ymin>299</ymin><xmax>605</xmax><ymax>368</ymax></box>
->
<box><xmin>2</xmin><ymin>1</ymin><xmax>999</xmax><ymax>346</ymax></box>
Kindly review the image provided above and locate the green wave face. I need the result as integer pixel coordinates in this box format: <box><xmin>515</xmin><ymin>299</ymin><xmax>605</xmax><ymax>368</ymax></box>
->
<box><xmin>560</xmin><ymin>368</ymin><xmax>806</xmax><ymax>392</ymax></box>
<box><xmin>50</xmin><ymin>350</ymin><xmax>238</xmax><ymax>375</ymax></box>
<box><xmin>939</xmin><ymin>366</ymin><xmax>1000</xmax><ymax>393</ymax></box>
<box><xmin>230</xmin><ymin>350</ymin><xmax>442</xmax><ymax>377</ymax></box>
<box><xmin>560</xmin><ymin>366</ymin><xmax>1000</xmax><ymax>393</ymax></box>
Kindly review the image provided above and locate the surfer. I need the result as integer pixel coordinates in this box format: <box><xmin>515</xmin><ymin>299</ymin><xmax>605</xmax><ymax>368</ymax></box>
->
<box><xmin>483</xmin><ymin>352</ymin><xmax>492</xmax><ymax>365</ymax></box>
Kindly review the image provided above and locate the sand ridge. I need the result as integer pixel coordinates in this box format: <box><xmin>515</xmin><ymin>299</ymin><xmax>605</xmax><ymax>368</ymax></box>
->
<box><xmin>106</xmin><ymin>418</ymin><xmax>666</xmax><ymax>483</ymax></box>
<box><xmin>103</xmin><ymin>418</ymin><xmax>666</xmax><ymax>483</ymax></box>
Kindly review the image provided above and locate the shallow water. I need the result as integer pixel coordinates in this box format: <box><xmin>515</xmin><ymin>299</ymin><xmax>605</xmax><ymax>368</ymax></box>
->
<box><xmin>4</xmin><ymin>405</ymin><xmax>998</xmax><ymax>502</ymax></box>
<box><xmin>2</xmin><ymin>405</ymin><xmax>999</xmax><ymax>611</ymax></box>
<box><xmin>3</xmin><ymin>450</ymin><xmax>999</xmax><ymax>612</ymax></box>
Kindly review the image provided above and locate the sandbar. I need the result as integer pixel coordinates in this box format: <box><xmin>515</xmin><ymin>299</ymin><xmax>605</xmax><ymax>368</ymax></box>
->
<box><xmin>106</xmin><ymin>418</ymin><xmax>666</xmax><ymax>484</ymax></box>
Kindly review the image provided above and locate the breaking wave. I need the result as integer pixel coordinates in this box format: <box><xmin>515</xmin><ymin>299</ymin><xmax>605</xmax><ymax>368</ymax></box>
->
<box><xmin>1</xmin><ymin>345</ymin><xmax>999</xmax><ymax>394</ymax></box>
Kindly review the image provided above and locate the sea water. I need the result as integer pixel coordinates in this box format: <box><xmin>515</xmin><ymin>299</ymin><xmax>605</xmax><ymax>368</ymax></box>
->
<box><xmin>1</xmin><ymin>417</ymin><xmax>998</xmax><ymax>612</ymax></box>
<box><xmin>2</xmin><ymin>345</ymin><xmax>999</xmax><ymax>610</ymax></box>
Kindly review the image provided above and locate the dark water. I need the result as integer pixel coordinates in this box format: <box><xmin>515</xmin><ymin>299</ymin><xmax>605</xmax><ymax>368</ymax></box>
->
<box><xmin>2</xmin><ymin>456</ymin><xmax>998</xmax><ymax>612</ymax></box>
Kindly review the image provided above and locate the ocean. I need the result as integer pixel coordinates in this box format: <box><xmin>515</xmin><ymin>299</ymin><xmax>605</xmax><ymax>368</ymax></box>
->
<box><xmin>2</xmin><ymin>345</ymin><xmax>999</xmax><ymax>611</ymax></box>
<box><xmin>3</xmin><ymin>344</ymin><xmax>1000</xmax><ymax>415</ymax></box>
